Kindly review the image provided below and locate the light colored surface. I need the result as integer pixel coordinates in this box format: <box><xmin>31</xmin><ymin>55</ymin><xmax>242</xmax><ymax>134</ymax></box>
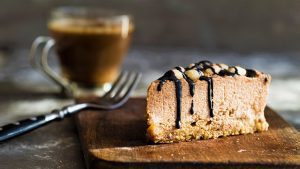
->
<box><xmin>0</xmin><ymin>47</ymin><xmax>299</xmax><ymax>130</ymax></box>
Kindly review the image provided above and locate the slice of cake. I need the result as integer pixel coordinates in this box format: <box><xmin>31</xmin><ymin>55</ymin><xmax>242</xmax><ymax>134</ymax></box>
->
<box><xmin>146</xmin><ymin>60</ymin><xmax>271</xmax><ymax>143</ymax></box>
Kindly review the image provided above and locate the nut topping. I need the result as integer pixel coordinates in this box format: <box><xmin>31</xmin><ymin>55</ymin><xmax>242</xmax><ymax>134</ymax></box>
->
<box><xmin>204</xmin><ymin>67</ymin><xmax>214</xmax><ymax>76</ymax></box>
<box><xmin>172</xmin><ymin>69</ymin><xmax>183</xmax><ymax>79</ymax></box>
<box><xmin>235</xmin><ymin>66</ymin><xmax>246</xmax><ymax>76</ymax></box>
<box><xmin>211</xmin><ymin>64</ymin><xmax>222</xmax><ymax>74</ymax></box>
<box><xmin>228</xmin><ymin>66</ymin><xmax>237</xmax><ymax>74</ymax></box>
<box><xmin>185</xmin><ymin>69</ymin><xmax>201</xmax><ymax>81</ymax></box>
<box><xmin>158</xmin><ymin>60</ymin><xmax>258</xmax><ymax>81</ymax></box>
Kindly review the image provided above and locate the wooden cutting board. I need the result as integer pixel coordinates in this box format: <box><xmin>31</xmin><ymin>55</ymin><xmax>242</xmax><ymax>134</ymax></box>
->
<box><xmin>75</xmin><ymin>98</ymin><xmax>300</xmax><ymax>169</ymax></box>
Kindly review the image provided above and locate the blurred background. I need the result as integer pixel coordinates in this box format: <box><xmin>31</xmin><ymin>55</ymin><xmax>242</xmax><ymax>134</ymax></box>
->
<box><xmin>0</xmin><ymin>0</ymin><xmax>300</xmax><ymax>126</ymax></box>
<box><xmin>1</xmin><ymin>0</ymin><xmax>300</xmax><ymax>51</ymax></box>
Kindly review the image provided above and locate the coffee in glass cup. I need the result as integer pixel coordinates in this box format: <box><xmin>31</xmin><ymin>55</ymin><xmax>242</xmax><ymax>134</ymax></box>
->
<box><xmin>30</xmin><ymin>7</ymin><xmax>134</xmax><ymax>97</ymax></box>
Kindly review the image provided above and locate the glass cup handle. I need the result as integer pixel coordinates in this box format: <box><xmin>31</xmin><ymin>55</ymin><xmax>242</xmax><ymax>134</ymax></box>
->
<box><xmin>29</xmin><ymin>36</ymin><xmax>73</xmax><ymax>97</ymax></box>
<box><xmin>29</xmin><ymin>36</ymin><xmax>51</xmax><ymax>71</ymax></box>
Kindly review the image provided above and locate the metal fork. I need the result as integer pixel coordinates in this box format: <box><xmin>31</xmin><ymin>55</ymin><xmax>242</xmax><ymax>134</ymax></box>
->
<box><xmin>0</xmin><ymin>71</ymin><xmax>141</xmax><ymax>142</ymax></box>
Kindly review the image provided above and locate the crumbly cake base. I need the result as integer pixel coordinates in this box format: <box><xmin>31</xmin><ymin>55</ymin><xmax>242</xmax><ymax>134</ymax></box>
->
<box><xmin>147</xmin><ymin>110</ymin><xmax>268</xmax><ymax>143</ymax></box>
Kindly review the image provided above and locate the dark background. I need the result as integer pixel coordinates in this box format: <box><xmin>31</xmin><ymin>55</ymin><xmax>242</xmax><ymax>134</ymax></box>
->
<box><xmin>1</xmin><ymin>0</ymin><xmax>300</xmax><ymax>52</ymax></box>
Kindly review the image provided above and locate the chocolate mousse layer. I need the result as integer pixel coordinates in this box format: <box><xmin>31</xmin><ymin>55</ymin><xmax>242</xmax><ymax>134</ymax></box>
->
<box><xmin>146</xmin><ymin>61</ymin><xmax>271</xmax><ymax>143</ymax></box>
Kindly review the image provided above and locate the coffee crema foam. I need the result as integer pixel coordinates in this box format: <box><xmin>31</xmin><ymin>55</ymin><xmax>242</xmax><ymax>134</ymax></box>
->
<box><xmin>48</xmin><ymin>18</ymin><xmax>134</xmax><ymax>35</ymax></box>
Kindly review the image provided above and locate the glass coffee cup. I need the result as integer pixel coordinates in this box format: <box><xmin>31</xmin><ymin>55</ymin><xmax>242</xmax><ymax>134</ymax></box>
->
<box><xmin>30</xmin><ymin>7</ymin><xmax>134</xmax><ymax>97</ymax></box>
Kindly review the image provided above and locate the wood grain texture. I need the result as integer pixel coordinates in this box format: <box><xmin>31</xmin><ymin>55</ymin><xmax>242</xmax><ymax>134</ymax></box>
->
<box><xmin>75</xmin><ymin>98</ymin><xmax>300</xmax><ymax>169</ymax></box>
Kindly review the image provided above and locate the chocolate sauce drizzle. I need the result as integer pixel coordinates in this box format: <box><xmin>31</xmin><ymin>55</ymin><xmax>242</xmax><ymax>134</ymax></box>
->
<box><xmin>190</xmin><ymin>100</ymin><xmax>195</xmax><ymax>114</ymax></box>
<box><xmin>157</xmin><ymin>71</ymin><xmax>182</xmax><ymax>129</ymax></box>
<box><xmin>175</xmin><ymin>66</ymin><xmax>195</xmax><ymax>116</ymax></box>
<box><xmin>218</xmin><ymin>70</ymin><xmax>235</xmax><ymax>76</ymax></box>
<box><xmin>189</xmin><ymin>60</ymin><xmax>212</xmax><ymax>72</ymax></box>
<box><xmin>199</xmin><ymin>76</ymin><xmax>214</xmax><ymax>117</ymax></box>
<box><xmin>246</xmin><ymin>69</ymin><xmax>257</xmax><ymax>77</ymax></box>
<box><xmin>157</xmin><ymin>61</ymin><xmax>257</xmax><ymax>129</ymax></box>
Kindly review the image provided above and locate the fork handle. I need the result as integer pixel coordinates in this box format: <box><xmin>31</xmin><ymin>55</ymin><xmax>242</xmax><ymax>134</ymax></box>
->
<box><xmin>0</xmin><ymin>113</ymin><xmax>61</xmax><ymax>142</ymax></box>
<box><xmin>0</xmin><ymin>103</ymin><xmax>90</xmax><ymax>142</ymax></box>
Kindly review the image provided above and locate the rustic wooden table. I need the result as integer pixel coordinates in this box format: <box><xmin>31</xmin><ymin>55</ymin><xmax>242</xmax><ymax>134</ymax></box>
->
<box><xmin>0</xmin><ymin>47</ymin><xmax>299</xmax><ymax>168</ymax></box>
